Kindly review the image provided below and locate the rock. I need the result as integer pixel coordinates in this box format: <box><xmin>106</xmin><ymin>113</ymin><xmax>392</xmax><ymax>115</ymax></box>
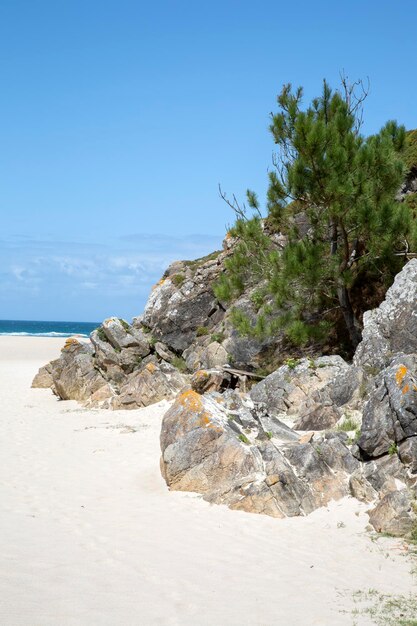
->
<box><xmin>318</xmin><ymin>433</ymin><xmax>359</xmax><ymax>474</ymax></box>
<box><xmin>399</xmin><ymin>437</ymin><xmax>417</xmax><ymax>473</ymax></box>
<box><xmin>160</xmin><ymin>389</ymin><xmax>355</xmax><ymax>519</ymax></box>
<box><xmin>50</xmin><ymin>338</ymin><xmax>107</xmax><ymax>402</ymax></box>
<box><xmin>31</xmin><ymin>362</ymin><xmax>55</xmax><ymax>388</ymax></box>
<box><xmin>349</xmin><ymin>468</ymin><xmax>379</xmax><ymax>503</ymax></box>
<box><xmin>299</xmin><ymin>432</ymin><xmax>314</xmax><ymax>444</ymax></box>
<box><xmin>330</xmin><ymin>366</ymin><xmax>365</xmax><ymax>409</ymax></box>
<box><xmin>349</xmin><ymin>461</ymin><xmax>398</xmax><ymax>503</ymax></box>
<box><xmin>358</xmin><ymin>354</ymin><xmax>417</xmax><ymax>457</ymax></box>
<box><xmin>354</xmin><ymin>259</ymin><xmax>417</xmax><ymax>369</ymax></box>
<box><xmin>90</xmin><ymin>330</ymin><xmax>120</xmax><ymax>370</ymax></box>
<box><xmin>112</xmin><ymin>360</ymin><xmax>186</xmax><ymax>410</ymax></box>
<box><xmin>190</xmin><ymin>369</ymin><xmax>229</xmax><ymax>394</ymax></box>
<box><xmin>200</xmin><ymin>342</ymin><xmax>229</xmax><ymax>369</ymax></box>
<box><xmin>160</xmin><ymin>389</ymin><xmax>261</xmax><ymax>496</ymax></box>
<box><xmin>142</xmin><ymin>261</ymin><xmax>221</xmax><ymax>352</ymax></box>
<box><xmin>102</xmin><ymin>317</ymin><xmax>150</xmax><ymax>353</ymax></box>
<box><xmin>367</xmin><ymin>490</ymin><xmax>416</xmax><ymax>537</ymax></box>
<box><xmin>119</xmin><ymin>346</ymin><xmax>148</xmax><ymax>374</ymax></box>
<box><xmin>257</xmin><ymin>413</ymin><xmax>301</xmax><ymax>443</ymax></box>
<box><xmin>250</xmin><ymin>356</ymin><xmax>350</xmax><ymax>430</ymax></box>
<box><xmin>87</xmin><ymin>383</ymin><xmax>114</xmax><ymax>405</ymax></box>
<box><xmin>154</xmin><ymin>342</ymin><xmax>175</xmax><ymax>363</ymax></box>
<box><xmin>221</xmin><ymin>291</ymin><xmax>275</xmax><ymax>368</ymax></box>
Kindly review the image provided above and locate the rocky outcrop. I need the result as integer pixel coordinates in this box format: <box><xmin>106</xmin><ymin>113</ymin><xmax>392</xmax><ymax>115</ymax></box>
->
<box><xmin>33</xmin><ymin>237</ymin><xmax>417</xmax><ymax>538</ymax></box>
<box><xmin>368</xmin><ymin>490</ymin><xmax>416</xmax><ymax>537</ymax></box>
<box><xmin>33</xmin><ymin>236</ymin><xmax>285</xmax><ymax>408</ymax></box>
<box><xmin>160</xmin><ymin>389</ymin><xmax>356</xmax><ymax>518</ymax></box>
<box><xmin>159</xmin><ymin>259</ymin><xmax>417</xmax><ymax>538</ymax></box>
<box><xmin>32</xmin><ymin>320</ymin><xmax>187</xmax><ymax>409</ymax></box>
<box><xmin>249</xmin><ymin>356</ymin><xmax>355</xmax><ymax>430</ymax></box>
<box><xmin>354</xmin><ymin>259</ymin><xmax>417</xmax><ymax>369</ymax></box>
<box><xmin>142</xmin><ymin>246</ymin><xmax>277</xmax><ymax>371</ymax></box>
<box><xmin>111</xmin><ymin>359</ymin><xmax>185</xmax><ymax>410</ymax></box>
<box><xmin>47</xmin><ymin>338</ymin><xmax>110</xmax><ymax>402</ymax></box>
<box><xmin>358</xmin><ymin>354</ymin><xmax>417</xmax><ymax>457</ymax></box>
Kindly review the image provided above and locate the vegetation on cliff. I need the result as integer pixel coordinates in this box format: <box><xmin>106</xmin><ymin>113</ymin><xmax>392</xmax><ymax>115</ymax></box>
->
<box><xmin>215</xmin><ymin>79</ymin><xmax>416</xmax><ymax>352</ymax></box>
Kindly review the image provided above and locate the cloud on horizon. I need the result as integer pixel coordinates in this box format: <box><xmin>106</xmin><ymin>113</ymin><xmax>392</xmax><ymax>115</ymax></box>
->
<box><xmin>0</xmin><ymin>232</ymin><xmax>223</xmax><ymax>321</ymax></box>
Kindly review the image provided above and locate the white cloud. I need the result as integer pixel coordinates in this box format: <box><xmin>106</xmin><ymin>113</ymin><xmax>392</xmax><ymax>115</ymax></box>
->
<box><xmin>0</xmin><ymin>232</ymin><xmax>223</xmax><ymax>320</ymax></box>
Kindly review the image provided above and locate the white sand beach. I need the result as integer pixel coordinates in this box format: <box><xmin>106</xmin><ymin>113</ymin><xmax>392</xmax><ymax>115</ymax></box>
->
<box><xmin>0</xmin><ymin>336</ymin><xmax>415</xmax><ymax>626</ymax></box>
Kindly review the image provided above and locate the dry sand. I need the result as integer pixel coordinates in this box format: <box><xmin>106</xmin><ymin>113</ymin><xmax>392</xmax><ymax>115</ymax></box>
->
<box><xmin>0</xmin><ymin>336</ymin><xmax>415</xmax><ymax>626</ymax></box>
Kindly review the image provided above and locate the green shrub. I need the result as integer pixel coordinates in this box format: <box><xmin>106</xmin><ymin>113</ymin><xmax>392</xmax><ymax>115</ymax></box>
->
<box><xmin>250</xmin><ymin>290</ymin><xmax>264</xmax><ymax>311</ymax></box>
<box><xmin>96</xmin><ymin>327</ymin><xmax>108</xmax><ymax>342</ymax></box>
<box><xmin>388</xmin><ymin>441</ymin><xmax>398</xmax><ymax>456</ymax></box>
<box><xmin>196</xmin><ymin>326</ymin><xmax>209</xmax><ymax>336</ymax></box>
<box><xmin>211</xmin><ymin>332</ymin><xmax>225</xmax><ymax>343</ymax></box>
<box><xmin>285</xmin><ymin>357</ymin><xmax>299</xmax><ymax>370</ymax></box>
<box><xmin>171</xmin><ymin>356</ymin><xmax>188</xmax><ymax>373</ymax></box>
<box><xmin>172</xmin><ymin>273</ymin><xmax>185</xmax><ymax>287</ymax></box>
<box><xmin>118</xmin><ymin>318</ymin><xmax>131</xmax><ymax>333</ymax></box>
<box><xmin>337</xmin><ymin>416</ymin><xmax>358</xmax><ymax>432</ymax></box>
<box><xmin>238</xmin><ymin>433</ymin><xmax>250</xmax><ymax>445</ymax></box>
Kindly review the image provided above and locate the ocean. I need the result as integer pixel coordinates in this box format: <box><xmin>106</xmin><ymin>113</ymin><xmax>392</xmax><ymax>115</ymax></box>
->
<box><xmin>0</xmin><ymin>320</ymin><xmax>99</xmax><ymax>338</ymax></box>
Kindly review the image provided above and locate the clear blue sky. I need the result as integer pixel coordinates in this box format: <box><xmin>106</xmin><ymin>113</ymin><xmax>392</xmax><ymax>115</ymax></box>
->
<box><xmin>1</xmin><ymin>0</ymin><xmax>416</xmax><ymax>321</ymax></box>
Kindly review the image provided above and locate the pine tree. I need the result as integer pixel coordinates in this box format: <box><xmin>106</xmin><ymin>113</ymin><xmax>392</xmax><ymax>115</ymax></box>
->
<box><xmin>215</xmin><ymin>79</ymin><xmax>414</xmax><ymax>350</ymax></box>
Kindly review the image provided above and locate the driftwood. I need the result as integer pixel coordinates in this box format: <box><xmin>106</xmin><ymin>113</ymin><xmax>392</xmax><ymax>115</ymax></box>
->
<box><xmin>222</xmin><ymin>366</ymin><xmax>266</xmax><ymax>380</ymax></box>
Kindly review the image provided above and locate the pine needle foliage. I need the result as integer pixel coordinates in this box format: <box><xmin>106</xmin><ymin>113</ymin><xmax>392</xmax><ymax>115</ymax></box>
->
<box><xmin>215</xmin><ymin>79</ymin><xmax>415</xmax><ymax>349</ymax></box>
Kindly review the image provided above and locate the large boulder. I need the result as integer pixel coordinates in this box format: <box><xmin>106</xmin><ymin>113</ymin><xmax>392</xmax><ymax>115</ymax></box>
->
<box><xmin>32</xmin><ymin>362</ymin><xmax>55</xmax><ymax>388</ymax></box>
<box><xmin>33</xmin><ymin>326</ymin><xmax>186</xmax><ymax>410</ymax></box>
<box><xmin>399</xmin><ymin>437</ymin><xmax>417</xmax><ymax>473</ymax></box>
<box><xmin>358</xmin><ymin>354</ymin><xmax>417</xmax><ymax>457</ymax></box>
<box><xmin>102</xmin><ymin>317</ymin><xmax>151</xmax><ymax>353</ymax></box>
<box><xmin>367</xmin><ymin>490</ymin><xmax>416</xmax><ymax>537</ymax></box>
<box><xmin>160</xmin><ymin>389</ymin><xmax>356</xmax><ymax>518</ymax></box>
<box><xmin>250</xmin><ymin>356</ymin><xmax>352</xmax><ymax>430</ymax></box>
<box><xmin>354</xmin><ymin>259</ymin><xmax>417</xmax><ymax>369</ymax></box>
<box><xmin>49</xmin><ymin>338</ymin><xmax>109</xmax><ymax>402</ymax></box>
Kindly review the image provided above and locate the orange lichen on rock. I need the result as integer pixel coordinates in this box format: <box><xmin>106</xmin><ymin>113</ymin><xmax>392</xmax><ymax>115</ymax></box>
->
<box><xmin>62</xmin><ymin>337</ymin><xmax>80</xmax><ymax>351</ymax></box>
<box><xmin>146</xmin><ymin>362</ymin><xmax>157</xmax><ymax>374</ymax></box>
<box><xmin>395</xmin><ymin>365</ymin><xmax>408</xmax><ymax>387</ymax></box>
<box><xmin>176</xmin><ymin>390</ymin><xmax>222</xmax><ymax>431</ymax></box>
<box><xmin>152</xmin><ymin>277</ymin><xmax>166</xmax><ymax>290</ymax></box>
<box><xmin>402</xmin><ymin>383</ymin><xmax>410</xmax><ymax>395</ymax></box>
<box><xmin>195</xmin><ymin>370</ymin><xmax>209</xmax><ymax>380</ymax></box>
<box><xmin>177</xmin><ymin>389</ymin><xmax>204</xmax><ymax>413</ymax></box>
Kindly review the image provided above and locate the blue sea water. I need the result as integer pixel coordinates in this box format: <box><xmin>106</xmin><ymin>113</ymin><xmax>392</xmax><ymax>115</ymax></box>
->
<box><xmin>0</xmin><ymin>320</ymin><xmax>99</xmax><ymax>338</ymax></box>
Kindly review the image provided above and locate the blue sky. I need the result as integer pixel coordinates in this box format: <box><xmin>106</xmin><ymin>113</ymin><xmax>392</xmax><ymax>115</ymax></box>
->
<box><xmin>1</xmin><ymin>0</ymin><xmax>416</xmax><ymax>321</ymax></box>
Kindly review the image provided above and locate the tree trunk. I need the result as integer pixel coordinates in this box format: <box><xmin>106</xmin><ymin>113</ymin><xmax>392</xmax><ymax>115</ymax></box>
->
<box><xmin>337</xmin><ymin>282</ymin><xmax>362</xmax><ymax>348</ymax></box>
<box><xmin>330</xmin><ymin>220</ymin><xmax>362</xmax><ymax>349</ymax></box>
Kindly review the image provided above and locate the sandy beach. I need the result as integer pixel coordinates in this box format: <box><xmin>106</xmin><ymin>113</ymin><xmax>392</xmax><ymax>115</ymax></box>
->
<box><xmin>0</xmin><ymin>336</ymin><xmax>415</xmax><ymax>626</ymax></box>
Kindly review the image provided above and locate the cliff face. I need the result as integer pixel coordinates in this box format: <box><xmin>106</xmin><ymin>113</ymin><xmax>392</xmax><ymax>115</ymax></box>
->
<box><xmin>32</xmin><ymin>233</ymin><xmax>281</xmax><ymax>409</ymax></box>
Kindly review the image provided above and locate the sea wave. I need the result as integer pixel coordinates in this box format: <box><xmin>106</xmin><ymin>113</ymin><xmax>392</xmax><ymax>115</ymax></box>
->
<box><xmin>0</xmin><ymin>331</ymin><xmax>89</xmax><ymax>338</ymax></box>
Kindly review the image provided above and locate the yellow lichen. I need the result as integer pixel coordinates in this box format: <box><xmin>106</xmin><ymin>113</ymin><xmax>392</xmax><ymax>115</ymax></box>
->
<box><xmin>176</xmin><ymin>390</ymin><xmax>222</xmax><ymax>431</ymax></box>
<box><xmin>177</xmin><ymin>389</ymin><xmax>204</xmax><ymax>412</ymax></box>
<box><xmin>395</xmin><ymin>365</ymin><xmax>408</xmax><ymax>387</ymax></box>
<box><xmin>62</xmin><ymin>337</ymin><xmax>80</xmax><ymax>351</ymax></box>
<box><xmin>195</xmin><ymin>370</ymin><xmax>208</xmax><ymax>379</ymax></box>
<box><xmin>402</xmin><ymin>384</ymin><xmax>410</xmax><ymax>395</ymax></box>
<box><xmin>146</xmin><ymin>362</ymin><xmax>157</xmax><ymax>374</ymax></box>
<box><xmin>152</xmin><ymin>277</ymin><xmax>166</xmax><ymax>290</ymax></box>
